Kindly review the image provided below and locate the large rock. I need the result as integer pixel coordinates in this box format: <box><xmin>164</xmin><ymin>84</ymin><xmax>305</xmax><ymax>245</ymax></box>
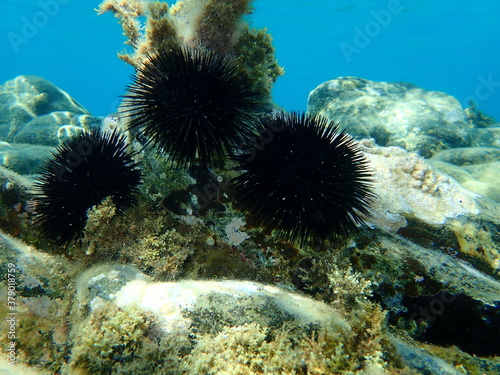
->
<box><xmin>68</xmin><ymin>266</ymin><xmax>357</xmax><ymax>374</ymax></box>
<box><xmin>470</xmin><ymin>126</ymin><xmax>500</xmax><ymax>148</ymax></box>
<box><xmin>0</xmin><ymin>75</ymin><xmax>102</xmax><ymax>147</ymax></box>
<box><xmin>358</xmin><ymin>141</ymin><xmax>500</xmax><ymax>278</ymax></box>
<box><xmin>0</xmin><ymin>75</ymin><xmax>89</xmax><ymax>118</ymax></box>
<box><xmin>0</xmin><ymin>76</ymin><xmax>103</xmax><ymax>174</ymax></box>
<box><xmin>308</xmin><ymin>77</ymin><xmax>472</xmax><ymax>157</ymax></box>
<box><xmin>77</xmin><ymin>272</ymin><xmax>348</xmax><ymax>336</ymax></box>
<box><xmin>12</xmin><ymin>112</ymin><xmax>101</xmax><ymax>147</ymax></box>
<box><xmin>431</xmin><ymin>147</ymin><xmax>500</xmax><ymax>166</ymax></box>
<box><xmin>67</xmin><ymin>264</ymin><xmax>464</xmax><ymax>375</ymax></box>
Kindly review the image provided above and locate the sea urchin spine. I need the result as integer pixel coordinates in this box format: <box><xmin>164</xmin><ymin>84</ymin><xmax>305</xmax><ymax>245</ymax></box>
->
<box><xmin>33</xmin><ymin>129</ymin><xmax>142</xmax><ymax>246</ymax></box>
<box><xmin>231</xmin><ymin>112</ymin><xmax>374</xmax><ymax>246</ymax></box>
<box><xmin>122</xmin><ymin>46</ymin><xmax>264</xmax><ymax>168</ymax></box>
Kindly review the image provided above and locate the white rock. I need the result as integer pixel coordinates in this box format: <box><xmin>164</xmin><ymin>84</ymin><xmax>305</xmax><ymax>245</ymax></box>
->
<box><xmin>114</xmin><ymin>279</ymin><xmax>348</xmax><ymax>336</ymax></box>
<box><xmin>359</xmin><ymin>140</ymin><xmax>480</xmax><ymax>232</ymax></box>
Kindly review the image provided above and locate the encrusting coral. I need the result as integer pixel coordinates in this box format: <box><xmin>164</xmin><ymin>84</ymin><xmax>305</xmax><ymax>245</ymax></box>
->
<box><xmin>98</xmin><ymin>0</ymin><xmax>283</xmax><ymax>97</ymax></box>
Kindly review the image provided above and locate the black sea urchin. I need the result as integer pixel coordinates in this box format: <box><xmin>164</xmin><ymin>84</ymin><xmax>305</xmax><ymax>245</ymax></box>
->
<box><xmin>231</xmin><ymin>112</ymin><xmax>374</xmax><ymax>246</ymax></box>
<box><xmin>122</xmin><ymin>47</ymin><xmax>263</xmax><ymax>168</ymax></box>
<box><xmin>33</xmin><ymin>129</ymin><xmax>142</xmax><ymax>246</ymax></box>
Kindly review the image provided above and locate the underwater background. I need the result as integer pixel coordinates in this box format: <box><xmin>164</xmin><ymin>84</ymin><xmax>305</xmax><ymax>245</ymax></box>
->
<box><xmin>2</xmin><ymin>0</ymin><xmax>500</xmax><ymax>120</ymax></box>
<box><xmin>1</xmin><ymin>0</ymin><xmax>500</xmax><ymax>374</ymax></box>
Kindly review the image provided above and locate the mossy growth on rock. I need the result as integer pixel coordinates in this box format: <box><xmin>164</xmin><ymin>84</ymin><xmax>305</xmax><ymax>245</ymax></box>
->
<box><xmin>67</xmin><ymin>272</ymin><xmax>403</xmax><ymax>375</ymax></box>
<box><xmin>0</xmin><ymin>231</ymin><xmax>77</xmax><ymax>373</ymax></box>
<box><xmin>60</xmin><ymin>197</ymin><xmax>275</xmax><ymax>282</ymax></box>
<box><xmin>234</xmin><ymin>28</ymin><xmax>285</xmax><ymax>97</ymax></box>
<box><xmin>292</xmin><ymin>257</ymin><xmax>394</xmax><ymax>373</ymax></box>
<box><xmin>65</xmin><ymin>198</ymin><xmax>196</xmax><ymax>280</ymax></box>
<box><xmin>183</xmin><ymin>305</ymin><xmax>392</xmax><ymax>374</ymax></box>
<box><xmin>70</xmin><ymin>303</ymin><xmax>185</xmax><ymax>374</ymax></box>
<box><xmin>183</xmin><ymin>322</ymin><xmax>346</xmax><ymax>374</ymax></box>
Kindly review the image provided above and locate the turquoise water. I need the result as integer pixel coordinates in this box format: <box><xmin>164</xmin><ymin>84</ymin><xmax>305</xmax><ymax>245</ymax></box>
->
<box><xmin>2</xmin><ymin>0</ymin><xmax>500</xmax><ymax>119</ymax></box>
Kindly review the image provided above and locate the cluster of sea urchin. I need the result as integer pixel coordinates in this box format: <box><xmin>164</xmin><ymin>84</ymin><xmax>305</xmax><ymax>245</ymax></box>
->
<box><xmin>122</xmin><ymin>46</ymin><xmax>264</xmax><ymax>168</ymax></box>
<box><xmin>33</xmin><ymin>129</ymin><xmax>142</xmax><ymax>246</ymax></box>
<box><xmin>33</xmin><ymin>46</ymin><xmax>373</xmax><ymax>248</ymax></box>
<box><xmin>231</xmin><ymin>112</ymin><xmax>374</xmax><ymax>246</ymax></box>
<box><xmin>119</xmin><ymin>45</ymin><xmax>374</xmax><ymax>245</ymax></box>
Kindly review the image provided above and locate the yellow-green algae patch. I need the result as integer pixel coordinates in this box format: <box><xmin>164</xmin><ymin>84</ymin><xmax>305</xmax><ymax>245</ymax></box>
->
<box><xmin>449</xmin><ymin>217</ymin><xmax>500</xmax><ymax>275</ymax></box>
<box><xmin>70</xmin><ymin>198</ymin><xmax>197</xmax><ymax>280</ymax></box>
<box><xmin>67</xmin><ymin>273</ymin><xmax>403</xmax><ymax>375</ymax></box>
<box><xmin>69</xmin><ymin>303</ymin><xmax>186</xmax><ymax>374</ymax></box>
<box><xmin>66</xmin><ymin>197</ymin><xmax>276</xmax><ymax>282</ymax></box>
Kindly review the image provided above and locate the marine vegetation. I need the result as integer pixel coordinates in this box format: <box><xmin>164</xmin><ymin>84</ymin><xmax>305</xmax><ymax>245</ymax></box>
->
<box><xmin>98</xmin><ymin>0</ymin><xmax>284</xmax><ymax>97</ymax></box>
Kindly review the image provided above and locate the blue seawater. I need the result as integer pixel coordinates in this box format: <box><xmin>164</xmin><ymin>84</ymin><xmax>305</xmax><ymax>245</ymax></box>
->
<box><xmin>1</xmin><ymin>0</ymin><xmax>499</xmax><ymax>119</ymax></box>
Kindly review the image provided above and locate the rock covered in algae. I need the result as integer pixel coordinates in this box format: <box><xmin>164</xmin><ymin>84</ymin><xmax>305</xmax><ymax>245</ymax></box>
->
<box><xmin>114</xmin><ymin>279</ymin><xmax>348</xmax><ymax>333</ymax></box>
<box><xmin>0</xmin><ymin>75</ymin><xmax>100</xmax><ymax>143</ymax></box>
<box><xmin>68</xmin><ymin>264</ymin><xmax>485</xmax><ymax>375</ymax></box>
<box><xmin>355</xmin><ymin>139</ymin><xmax>500</xmax><ymax>280</ymax></box>
<box><xmin>0</xmin><ymin>75</ymin><xmax>88</xmax><ymax>123</ymax></box>
<box><xmin>0</xmin><ymin>231</ymin><xmax>77</xmax><ymax>373</ymax></box>
<box><xmin>75</xmin><ymin>263</ymin><xmax>149</xmax><ymax>312</ymax></box>
<box><xmin>0</xmin><ymin>142</ymin><xmax>53</xmax><ymax>175</ymax></box>
<box><xmin>307</xmin><ymin>76</ymin><xmax>472</xmax><ymax>157</ymax></box>
<box><xmin>74</xmin><ymin>265</ymin><xmax>348</xmax><ymax>339</ymax></box>
<box><xmin>68</xmin><ymin>264</ymin><xmax>394</xmax><ymax>374</ymax></box>
<box><xmin>470</xmin><ymin>125</ymin><xmax>500</xmax><ymax>148</ymax></box>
